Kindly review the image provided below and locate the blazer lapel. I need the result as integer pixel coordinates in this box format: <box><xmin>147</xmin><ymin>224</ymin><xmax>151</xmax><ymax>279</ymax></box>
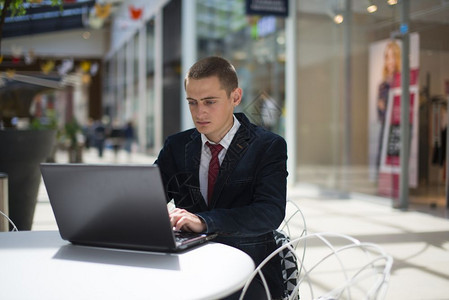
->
<box><xmin>210</xmin><ymin>121</ymin><xmax>252</xmax><ymax>208</ymax></box>
<box><xmin>185</xmin><ymin>131</ymin><xmax>201</xmax><ymax>174</ymax></box>
<box><xmin>185</xmin><ymin>131</ymin><xmax>209</xmax><ymax>211</ymax></box>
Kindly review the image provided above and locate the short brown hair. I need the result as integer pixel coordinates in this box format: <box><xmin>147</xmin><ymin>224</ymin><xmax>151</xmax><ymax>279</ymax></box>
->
<box><xmin>185</xmin><ymin>56</ymin><xmax>238</xmax><ymax>97</ymax></box>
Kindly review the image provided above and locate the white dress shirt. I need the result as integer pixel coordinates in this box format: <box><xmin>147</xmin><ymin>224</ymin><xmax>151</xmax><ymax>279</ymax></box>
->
<box><xmin>199</xmin><ymin>115</ymin><xmax>241</xmax><ymax>203</ymax></box>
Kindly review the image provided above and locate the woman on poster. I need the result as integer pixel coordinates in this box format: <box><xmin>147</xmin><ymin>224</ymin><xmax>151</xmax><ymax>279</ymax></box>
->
<box><xmin>376</xmin><ymin>40</ymin><xmax>402</xmax><ymax>171</ymax></box>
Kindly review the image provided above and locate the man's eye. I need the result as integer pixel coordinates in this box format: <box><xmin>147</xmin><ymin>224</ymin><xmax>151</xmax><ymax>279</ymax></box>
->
<box><xmin>188</xmin><ymin>101</ymin><xmax>197</xmax><ymax>106</ymax></box>
<box><xmin>205</xmin><ymin>100</ymin><xmax>216</xmax><ymax>105</ymax></box>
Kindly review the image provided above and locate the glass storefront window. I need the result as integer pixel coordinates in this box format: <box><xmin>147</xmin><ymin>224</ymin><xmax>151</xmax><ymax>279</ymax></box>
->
<box><xmin>101</xmin><ymin>0</ymin><xmax>449</xmax><ymax>208</ymax></box>
<box><xmin>103</xmin><ymin>60</ymin><xmax>112</xmax><ymax>119</ymax></box>
<box><xmin>196</xmin><ymin>0</ymin><xmax>286</xmax><ymax>136</ymax></box>
<box><xmin>105</xmin><ymin>53</ymin><xmax>118</xmax><ymax>123</ymax></box>
<box><xmin>146</xmin><ymin>19</ymin><xmax>156</xmax><ymax>151</ymax></box>
<box><xmin>296</xmin><ymin>0</ymin><xmax>449</xmax><ymax>208</ymax></box>
<box><xmin>116</xmin><ymin>47</ymin><xmax>126</xmax><ymax>126</ymax></box>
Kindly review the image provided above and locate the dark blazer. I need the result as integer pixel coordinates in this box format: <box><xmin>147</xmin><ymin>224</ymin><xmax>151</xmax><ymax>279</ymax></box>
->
<box><xmin>155</xmin><ymin>112</ymin><xmax>287</xmax><ymax>297</ymax></box>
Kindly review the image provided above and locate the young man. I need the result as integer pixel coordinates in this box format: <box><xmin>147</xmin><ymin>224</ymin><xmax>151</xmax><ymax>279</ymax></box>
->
<box><xmin>155</xmin><ymin>56</ymin><xmax>287</xmax><ymax>299</ymax></box>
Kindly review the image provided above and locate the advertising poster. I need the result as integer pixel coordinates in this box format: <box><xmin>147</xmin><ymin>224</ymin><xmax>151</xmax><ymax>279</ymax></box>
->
<box><xmin>368</xmin><ymin>33</ymin><xmax>420</xmax><ymax>199</ymax></box>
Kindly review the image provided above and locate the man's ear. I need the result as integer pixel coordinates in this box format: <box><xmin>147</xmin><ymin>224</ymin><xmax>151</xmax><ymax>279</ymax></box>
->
<box><xmin>232</xmin><ymin>88</ymin><xmax>242</xmax><ymax>106</ymax></box>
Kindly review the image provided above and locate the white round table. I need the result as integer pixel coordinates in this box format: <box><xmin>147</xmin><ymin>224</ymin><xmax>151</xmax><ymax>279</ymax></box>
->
<box><xmin>0</xmin><ymin>231</ymin><xmax>255</xmax><ymax>300</ymax></box>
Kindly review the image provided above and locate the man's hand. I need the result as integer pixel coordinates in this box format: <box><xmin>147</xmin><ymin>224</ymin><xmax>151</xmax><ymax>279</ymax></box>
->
<box><xmin>169</xmin><ymin>208</ymin><xmax>206</xmax><ymax>233</ymax></box>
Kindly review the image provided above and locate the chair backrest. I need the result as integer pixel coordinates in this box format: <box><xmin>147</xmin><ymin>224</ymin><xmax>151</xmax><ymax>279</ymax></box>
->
<box><xmin>279</xmin><ymin>199</ymin><xmax>307</xmax><ymax>240</ymax></box>
<box><xmin>275</xmin><ymin>199</ymin><xmax>308</xmax><ymax>298</ymax></box>
<box><xmin>0</xmin><ymin>210</ymin><xmax>18</xmax><ymax>232</ymax></box>
<box><xmin>240</xmin><ymin>232</ymin><xmax>393</xmax><ymax>300</ymax></box>
<box><xmin>274</xmin><ymin>229</ymin><xmax>299</xmax><ymax>299</ymax></box>
<box><xmin>239</xmin><ymin>199</ymin><xmax>307</xmax><ymax>299</ymax></box>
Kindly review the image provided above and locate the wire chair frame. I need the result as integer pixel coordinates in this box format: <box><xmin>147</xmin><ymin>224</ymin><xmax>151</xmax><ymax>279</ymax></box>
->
<box><xmin>0</xmin><ymin>210</ymin><xmax>18</xmax><ymax>231</ymax></box>
<box><xmin>295</xmin><ymin>233</ymin><xmax>393</xmax><ymax>300</ymax></box>
<box><xmin>277</xmin><ymin>199</ymin><xmax>308</xmax><ymax>296</ymax></box>
<box><xmin>279</xmin><ymin>199</ymin><xmax>308</xmax><ymax>240</ymax></box>
<box><xmin>240</xmin><ymin>232</ymin><xmax>393</xmax><ymax>300</ymax></box>
<box><xmin>239</xmin><ymin>200</ymin><xmax>308</xmax><ymax>300</ymax></box>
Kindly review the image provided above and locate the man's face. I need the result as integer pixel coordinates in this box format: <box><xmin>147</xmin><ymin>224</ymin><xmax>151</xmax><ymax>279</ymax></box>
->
<box><xmin>185</xmin><ymin>76</ymin><xmax>241</xmax><ymax>143</ymax></box>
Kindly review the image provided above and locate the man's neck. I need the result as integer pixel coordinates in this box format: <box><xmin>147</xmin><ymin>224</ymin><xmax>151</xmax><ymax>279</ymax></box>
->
<box><xmin>206</xmin><ymin>115</ymin><xmax>234</xmax><ymax>144</ymax></box>
<box><xmin>202</xmin><ymin>115</ymin><xmax>240</xmax><ymax>146</ymax></box>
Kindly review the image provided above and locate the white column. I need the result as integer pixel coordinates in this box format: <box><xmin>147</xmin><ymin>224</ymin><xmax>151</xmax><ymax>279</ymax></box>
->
<box><xmin>399</xmin><ymin>0</ymin><xmax>410</xmax><ymax>208</ymax></box>
<box><xmin>125</xmin><ymin>40</ymin><xmax>134</xmax><ymax>123</ymax></box>
<box><xmin>285</xmin><ymin>0</ymin><xmax>298</xmax><ymax>185</ymax></box>
<box><xmin>343</xmin><ymin>0</ymin><xmax>352</xmax><ymax>168</ymax></box>
<box><xmin>0</xmin><ymin>174</ymin><xmax>8</xmax><ymax>232</ymax></box>
<box><xmin>180</xmin><ymin>0</ymin><xmax>197</xmax><ymax>130</ymax></box>
<box><xmin>154</xmin><ymin>9</ymin><xmax>164</xmax><ymax>152</ymax></box>
<box><xmin>137</xmin><ymin>26</ymin><xmax>147</xmax><ymax>152</ymax></box>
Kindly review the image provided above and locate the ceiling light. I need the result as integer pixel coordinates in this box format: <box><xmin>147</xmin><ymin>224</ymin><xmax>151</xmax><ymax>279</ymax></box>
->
<box><xmin>387</xmin><ymin>0</ymin><xmax>397</xmax><ymax>5</ymax></box>
<box><xmin>367</xmin><ymin>5</ymin><xmax>377</xmax><ymax>13</ymax></box>
<box><xmin>333</xmin><ymin>14</ymin><xmax>344</xmax><ymax>24</ymax></box>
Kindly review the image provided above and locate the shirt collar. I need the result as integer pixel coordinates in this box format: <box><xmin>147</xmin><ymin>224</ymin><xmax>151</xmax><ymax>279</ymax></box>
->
<box><xmin>201</xmin><ymin>114</ymin><xmax>241</xmax><ymax>150</ymax></box>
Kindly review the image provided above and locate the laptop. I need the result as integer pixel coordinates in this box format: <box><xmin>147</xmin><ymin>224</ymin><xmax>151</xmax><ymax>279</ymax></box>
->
<box><xmin>40</xmin><ymin>163</ymin><xmax>216</xmax><ymax>252</ymax></box>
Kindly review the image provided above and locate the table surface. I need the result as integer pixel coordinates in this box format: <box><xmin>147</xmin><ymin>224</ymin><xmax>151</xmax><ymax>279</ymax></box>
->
<box><xmin>0</xmin><ymin>230</ymin><xmax>255</xmax><ymax>300</ymax></box>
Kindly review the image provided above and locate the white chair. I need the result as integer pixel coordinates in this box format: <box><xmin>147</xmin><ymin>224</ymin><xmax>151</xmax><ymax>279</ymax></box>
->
<box><xmin>279</xmin><ymin>199</ymin><xmax>308</xmax><ymax>240</ymax></box>
<box><xmin>274</xmin><ymin>199</ymin><xmax>308</xmax><ymax>298</ymax></box>
<box><xmin>0</xmin><ymin>210</ymin><xmax>18</xmax><ymax>231</ymax></box>
<box><xmin>240</xmin><ymin>232</ymin><xmax>393</xmax><ymax>300</ymax></box>
<box><xmin>241</xmin><ymin>199</ymin><xmax>307</xmax><ymax>299</ymax></box>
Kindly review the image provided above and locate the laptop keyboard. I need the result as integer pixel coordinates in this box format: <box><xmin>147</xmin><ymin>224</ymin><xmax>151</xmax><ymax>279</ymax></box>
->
<box><xmin>174</xmin><ymin>231</ymin><xmax>202</xmax><ymax>244</ymax></box>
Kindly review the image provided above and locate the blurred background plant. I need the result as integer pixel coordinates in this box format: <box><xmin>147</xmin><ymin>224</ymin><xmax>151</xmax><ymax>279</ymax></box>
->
<box><xmin>30</xmin><ymin>108</ymin><xmax>58</xmax><ymax>130</ymax></box>
<box><xmin>64</xmin><ymin>118</ymin><xmax>81</xmax><ymax>148</ymax></box>
<box><xmin>63</xmin><ymin>118</ymin><xmax>83</xmax><ymax>162</ymax></box>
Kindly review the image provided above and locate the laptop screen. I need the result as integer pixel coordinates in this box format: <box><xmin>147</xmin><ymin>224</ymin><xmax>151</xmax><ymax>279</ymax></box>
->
<box><xmin>41</xmin><ymin>164</ymin><xmax>184</xmax><ymax>252</ymax></box>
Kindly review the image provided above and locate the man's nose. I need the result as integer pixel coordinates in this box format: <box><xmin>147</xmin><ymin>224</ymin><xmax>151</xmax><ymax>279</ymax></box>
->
<box><xmin>197</xmin><ymin>103</ymin><xmax>207</xmax><ymax>115</ymax></box>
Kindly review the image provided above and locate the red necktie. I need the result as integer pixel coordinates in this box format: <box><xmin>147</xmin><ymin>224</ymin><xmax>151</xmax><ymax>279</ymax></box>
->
<box><xmin>206</xmin><ymin>142</ymin><xmax>223</xmax><ymax>205</ymax></box>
